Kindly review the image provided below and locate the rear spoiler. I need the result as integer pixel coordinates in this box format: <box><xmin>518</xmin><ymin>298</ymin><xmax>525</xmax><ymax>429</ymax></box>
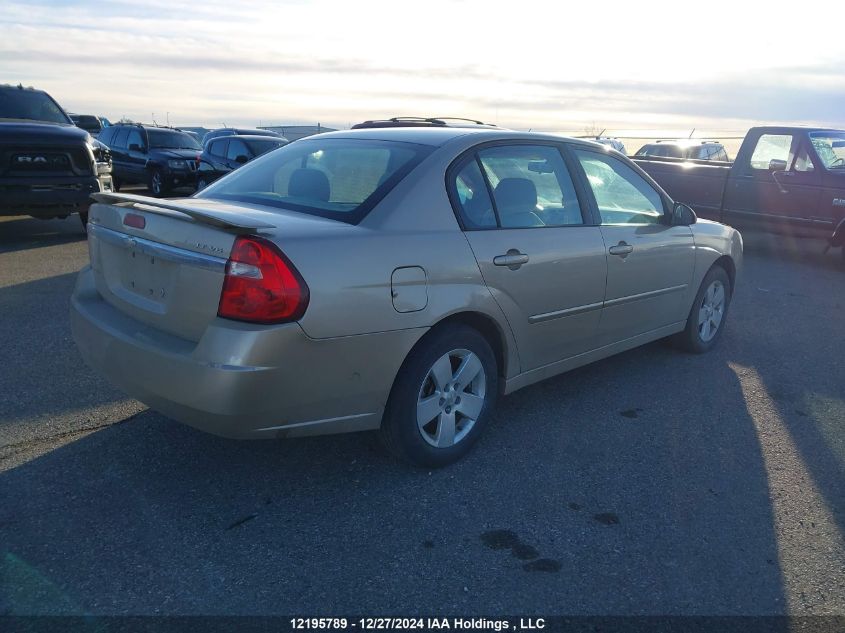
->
<box><xmin>90</xmin><ymin>192</ymin><xmax>276</xmax><ymax>232</ymax></box>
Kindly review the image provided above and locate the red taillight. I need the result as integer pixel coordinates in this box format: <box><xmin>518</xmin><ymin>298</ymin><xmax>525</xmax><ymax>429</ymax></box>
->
<box><xmin>217</xmin><ymin>236</ymin><xmax>309</xmax><ymax>324</ymax></box>
<box><xmin>124</xmin><ymin>213</ymin><xmax>146</xmax><ymax>229</ymax></box>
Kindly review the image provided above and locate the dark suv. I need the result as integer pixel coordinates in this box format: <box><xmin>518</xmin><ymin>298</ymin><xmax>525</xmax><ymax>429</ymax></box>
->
<box><xmin>98</xmin><ymin>123</ymin><xmax>201</xmax><ymax>196</ymax></box>
<box><xmin>0</xmin><ymin>84</ymin><xmax>112</xmax><ymax>229</ymax></box>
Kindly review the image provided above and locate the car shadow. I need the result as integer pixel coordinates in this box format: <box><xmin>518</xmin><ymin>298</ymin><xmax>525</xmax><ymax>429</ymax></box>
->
<box><xmin>0</xmin><ymin>330</ymin><xmax>789</xmax><ymax>615</ymax></box>
<box><xmin>0</xmin><ymin>216</ymin><xmax>86</xmax><ymax>254</ymax></box>
<box><xmin>0</xmin><ymin>272</ymin><xmax>138</xmax><ymax>444</ymax></box>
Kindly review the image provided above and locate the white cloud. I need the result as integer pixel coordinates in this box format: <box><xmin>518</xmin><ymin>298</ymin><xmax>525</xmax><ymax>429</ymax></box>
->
<box><xmin>1</xmin><ymin>0</ymin><xmax>844</xmax><ymax>132</ymax></box>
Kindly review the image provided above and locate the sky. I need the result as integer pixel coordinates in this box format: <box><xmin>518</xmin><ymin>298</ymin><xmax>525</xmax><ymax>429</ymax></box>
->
<box><xmin>2</xmin><ymin>0</ymin><xmax>845</xmax><ymax>135</ymax></box>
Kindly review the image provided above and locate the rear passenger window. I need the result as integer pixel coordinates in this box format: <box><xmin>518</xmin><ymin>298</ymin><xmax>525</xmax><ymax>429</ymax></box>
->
<box><xmin>476</xmin><ymin>145</ymin><xmax>583</xmax><ymax>228</ymax></box>
<box><xmin>453</xmin><ymin>159</ymin><xmax>496</xmax><ymax>229</ymax></box>
<box><xmin>112</xmin><ymin>128</ymin><xmax>129</xmax><ymax>149</ymax></box>
<box><xmin>574</xmin><ymin>149</ymin><xmax>664</xmax><ymax>225</ymax></box>
<box><xmin>750</xmin><ymin>134</ymin><xmax>794</xmax><ymax>170</ymax></box>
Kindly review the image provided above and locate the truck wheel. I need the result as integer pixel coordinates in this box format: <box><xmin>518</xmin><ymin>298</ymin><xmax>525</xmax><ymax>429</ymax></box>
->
<box><xmin>380</xmin><ymin>324</ymin><xmax>499</xmax><ymax>467</ymax></box>
<box><xmin>674</xmin><ymin>265</ymin><xmax>732</xmax><ymax>354</ymax></box>
<box><xmin>149</xmin><ymin>168</ymin><xmax>166</xmax><ymax>197</ymax></box>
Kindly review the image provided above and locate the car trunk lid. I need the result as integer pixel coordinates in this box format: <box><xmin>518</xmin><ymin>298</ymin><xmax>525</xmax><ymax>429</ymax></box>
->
<box><xmin>86</xmin><ymin>193</ymin><xmax>279</xmax><ymax>341</ymax></box>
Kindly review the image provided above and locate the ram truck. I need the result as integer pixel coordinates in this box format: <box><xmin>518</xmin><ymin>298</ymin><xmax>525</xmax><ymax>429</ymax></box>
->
<box><xmin>633</xmin><ymin>126</ymin><xmax>845</xmax><ymax>259</ymax></box>
<box><xmin>0</xmin><ymin>84</ymin><xmax>112</xmax><ymax>230</ymax></box>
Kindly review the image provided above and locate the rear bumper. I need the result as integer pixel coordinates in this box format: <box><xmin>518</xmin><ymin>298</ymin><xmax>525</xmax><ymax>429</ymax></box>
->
<box><xmin>70</xmin><ymin>266</ymin><xmax>425</xmax><ymax>439</ymax></box>
<box><xmin>0</xmin><ymin>173</ymin><xmax>111</xmax><ymax>217</ymax></box>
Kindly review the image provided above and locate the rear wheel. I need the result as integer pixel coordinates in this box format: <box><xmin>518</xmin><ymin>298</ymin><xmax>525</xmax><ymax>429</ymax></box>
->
<box><xmin>674</xmin><ymin>265</ymin><xmax>731</xmax><ymax>353</ymax></box>
<box><xmin>380</xmin><ymin>325</ymin><xmax>499</xmax><ymax>467</ymax></box>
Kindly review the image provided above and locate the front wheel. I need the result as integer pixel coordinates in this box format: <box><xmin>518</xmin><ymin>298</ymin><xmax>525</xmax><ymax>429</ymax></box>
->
<box><xmin>380</xmin><ymin>324</ymin><xmax>499</xmax><ymax>467</ymax></box>
<box><xmin>149</xmin><ymin>168</ymin><xmax>166</xmax><ymax>197</ymax></box>
<box><xmin>674</xmin><ymin>265</ymin><xmax>732</xmax><ymax>353</ymax></box>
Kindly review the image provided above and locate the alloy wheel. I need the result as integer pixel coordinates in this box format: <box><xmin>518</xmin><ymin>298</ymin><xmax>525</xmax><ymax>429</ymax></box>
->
<box><xmin>698</xmin><ymin>279</ymin><xmax>726</xmax><ymax>342</ymax></box>
<box><xmin>416</xmin><ymin>349</ymin><xmax>486</xmax><ymax>448</ymax></box>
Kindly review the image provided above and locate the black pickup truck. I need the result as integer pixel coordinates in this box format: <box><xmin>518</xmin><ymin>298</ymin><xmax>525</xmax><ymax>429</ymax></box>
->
<box><xmin>0</xmin><ymin>84</ymin><xmax>113</xmax><ymax>229</ymax></box>
<box><xmin>633</xmin><ymin>126</ymin><xmax>845</xmax><ymax>259</ymax></box>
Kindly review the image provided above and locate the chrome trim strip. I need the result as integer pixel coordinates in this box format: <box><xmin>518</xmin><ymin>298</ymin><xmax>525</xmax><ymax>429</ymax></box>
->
<box><xmin>254</xmin><ymin>412</ymin><xmax>374</xmax><ymax>433</ymax></box>
<box><xmin>529</xmin><ymin>301</ymin><xmax>603</xmax><ymax>323</ymax></box>
<box><xmin>88</xmin><ymin>223</ymin><xmax>227</xmax><ymax>272</ymax></box>
<box><xmin>604</xmin><ymin>284</ymin><xmax>688</xmax><ymax>308</ymax></box>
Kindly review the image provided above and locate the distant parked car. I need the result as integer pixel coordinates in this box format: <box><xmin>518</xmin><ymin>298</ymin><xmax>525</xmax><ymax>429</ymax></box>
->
<box><xmin>98</xmin><ymin>123</ymin><xmax>201</xmax><ymax>196</ymax></box>
<box><xmin>202</xmin><ymin>127</ymin><xmax>284</xmax><ymax>148</ymax></box>
<box><xmin>636</xmin><ymin>140</ymin><xmax>729</xmax><ymax>162</ymax></box>
<box><xmin>591</xmin><ymin>137</ymin><xmax>627</xmax><ymax>154</ymax></box>
<box><xmin>69</xmin><ymin>113</ymin><xmax>104</xmax><ymax>137</ymax></box>
<box><xmin>72</xmin><ymin>125</ymin><xmax>742</xmax><ymax>466</ymax></box>
<box><xmin>196</xmin><ymin>134</ymin><xmax>288</xmax><ymax>190</ymax></box>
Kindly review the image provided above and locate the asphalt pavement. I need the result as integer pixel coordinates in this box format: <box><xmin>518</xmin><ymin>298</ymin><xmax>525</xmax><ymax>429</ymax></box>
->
<box><xmin>1</xmin><ymin>213</ymin><xmax>843</xmax><ymax>616</ymax></box>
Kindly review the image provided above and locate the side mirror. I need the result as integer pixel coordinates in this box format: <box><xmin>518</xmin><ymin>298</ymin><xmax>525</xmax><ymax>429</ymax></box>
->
<box><xmin>672</xmin><ymin>202</ymin><xmax>697</xmax><ymax>226</ymax></box>
<box><xmin>128</xmin><ymin>143</ymin><xmax>144</xmax><ymax>152</ymax></box>
<box><xmin>235</xmin><ymin>155</ymin><xmax>249</xmax><ymax>164</ymax></box>
<box><xmin>768</xmin><ymin>158</ymin><xmax>787</xmax><ymax>171</ymax></box>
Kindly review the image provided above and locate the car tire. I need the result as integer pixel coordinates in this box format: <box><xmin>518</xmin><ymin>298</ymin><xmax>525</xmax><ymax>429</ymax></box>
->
<box><xmin>149</xmin><ymin>168</ymin><xmax>166</xmax><ymax>197</ymax></box>
<box><xmin>380</xmin><ymin>324</ymin><xmax>499</xmax><ymax>467</ymax></box>
<box><xmin>674</xmin><ymin>265</ymin><xmax>732</xmax><ymax>353</ymax></box>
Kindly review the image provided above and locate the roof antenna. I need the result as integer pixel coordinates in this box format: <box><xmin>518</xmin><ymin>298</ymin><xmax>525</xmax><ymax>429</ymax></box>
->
<box><xmin>598</xmin><ymin>128</ymin><xmax>606</xmax><ymax>139</ymax></box>
<box><xmin>689</xmin><ymin>127</ymin><xmax>695</xmax><ymax>139</ymax></box>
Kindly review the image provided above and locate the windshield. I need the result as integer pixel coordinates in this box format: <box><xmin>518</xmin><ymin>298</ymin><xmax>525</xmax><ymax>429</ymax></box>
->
<box><xmin>809</xmin><ymin>132</ymin><xmax>845</xmax><ymax>169</ymax></box>
<box><xmin>148</xmin><ymin>129</ymin><xmax>201</xmax><ymax>150</ymax></box>
<box><xmin>197</xmin><ymin>138</ymin><xmax>432</xmax><ymax>223</ymax></box>
<box><xmin>0</xmin><ymin>88</ymin><xmax>70</xmax><ymax>124</ymax></box>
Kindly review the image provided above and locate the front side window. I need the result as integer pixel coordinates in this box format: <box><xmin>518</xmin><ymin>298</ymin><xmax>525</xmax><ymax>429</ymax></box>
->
<box><xmin>198</xmin><ymin>138</ymin><xmax>431</xmax><ymax>223</ymax></box>
<box><xmin>574</xmin><ymin>149</ymin><xmax>664</xmax><ymax>225</ymax></box>
<box><xmin>475</xmin><ymin>145</ymin><xmax>583</xmax><ymax>228</ymax></box>
<box><xmin>749</xmin><ymin>134</ymin><xmax>794</xmax><ymax>170</ymax></box>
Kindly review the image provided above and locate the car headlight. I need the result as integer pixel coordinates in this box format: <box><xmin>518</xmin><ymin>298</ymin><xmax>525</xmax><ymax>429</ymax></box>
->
<box><xmin>168</xmin><ymin>159</ymin><xmax>187</xmax><ymax>169</ymax></box>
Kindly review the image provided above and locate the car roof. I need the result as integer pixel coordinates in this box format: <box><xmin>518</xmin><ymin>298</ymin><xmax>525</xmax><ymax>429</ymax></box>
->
<box><xmin>308</xmin><ymin>126</ymin><xmax>604</xmax><ymax>148</ymax></box>
<box><xmin>208</xmin><ymin>134</ymin><xmax>288</xmax><ymax>143</ymax></box>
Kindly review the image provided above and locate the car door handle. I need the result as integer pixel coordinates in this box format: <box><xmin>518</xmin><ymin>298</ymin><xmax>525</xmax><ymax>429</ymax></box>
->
<box><xmin>493</xmin><ymin>250</ymin><xmax>529</xmax><ymax>269</ymax></box>
<box><xmin>608</xmin><ymin>242</ymin><xmax>634</xmax><ymax>258</ymax></box>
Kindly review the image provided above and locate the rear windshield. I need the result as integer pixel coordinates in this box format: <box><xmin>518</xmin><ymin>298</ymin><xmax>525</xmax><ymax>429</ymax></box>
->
<box><xmin>197</xmin><ymin>138</ymin><xmax>432</xmax><ymax>223</ymax></box>
<box><xmin>0</xmin><ymin>88</ymin><xmax>70</xmax><ymax>124</ymax></box>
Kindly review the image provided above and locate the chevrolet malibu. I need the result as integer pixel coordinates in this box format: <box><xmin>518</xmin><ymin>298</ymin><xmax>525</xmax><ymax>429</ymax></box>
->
<box><xmin>71</xmin><ymin>127</ymin><xmax>743</xmax><ymax>466</ymax></box>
